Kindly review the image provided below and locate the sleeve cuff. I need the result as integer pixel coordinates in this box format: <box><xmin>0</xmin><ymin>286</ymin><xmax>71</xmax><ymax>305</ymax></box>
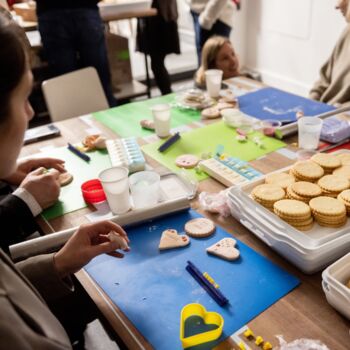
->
<box><xmin>16</xmin><ymin>253</ymin><xmax>74</xmax><ymax>302</ymax></box>
<box><xmin>13</xmin><ymin>187</ymin><xmax>42</xmax><ymax>217</ymax></box>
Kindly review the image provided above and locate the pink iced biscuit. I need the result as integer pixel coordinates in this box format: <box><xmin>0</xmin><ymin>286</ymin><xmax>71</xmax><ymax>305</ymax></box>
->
<box><xmin>175</xmin><ymin>154</ymin><xmax>200</xmax><ymax>169</ymax></box>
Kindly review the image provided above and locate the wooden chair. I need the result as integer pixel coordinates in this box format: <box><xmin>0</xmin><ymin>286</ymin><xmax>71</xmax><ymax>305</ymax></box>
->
<box><xmin>42</xmin><ymin>67</ymin><xmax>109</xmax><ymax>122</ymax></box>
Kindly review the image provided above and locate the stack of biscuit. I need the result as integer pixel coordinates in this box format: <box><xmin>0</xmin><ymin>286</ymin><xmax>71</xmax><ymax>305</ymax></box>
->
<box><xmin>309</xmin><ymin>196</ymin><xmax>347</xmax><ymax>228</ymax></box>
<box><xmin>337</xmin><ymin>189</ymin><xmax>350</xmax><ymax>215</ymax></box>
<box><xmin>251</xmin><ymin>184</ymin><xmax>285</xmax><ymax>211</ymax></box>
<box><xmin>265</xmin><ymin>172</ymin><xmax>295</xmax><ymax>189</ymax></box>
<box><xmin>273</xmin><ymin>199</ymin><xmax>313</xmax><ymax>231</ymax></box>
<box><xmin>311</xmin><ymin>153</ymin><xmax>341</xmax><ymax>174</ymax></box>
<box><xmin>286</xmin><ymin>181</ymin><xmax>322</xmax><ymax>203</ymax></box>
<box><xmin>290</xmin><ymin>161</ymin><xmax>324</xmax><ymax>182</ymax></box>
<box><xmin>317</xmin><ymin>175</ymin><xmax>350</xmax><ymax>198</ymax></box>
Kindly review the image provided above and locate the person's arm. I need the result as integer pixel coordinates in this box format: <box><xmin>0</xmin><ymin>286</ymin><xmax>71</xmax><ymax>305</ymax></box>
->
<box><xmin>309</xmin><ymin>55</ymin><xmax>334</xmax><ymax>101</ymax></box>
<box><xmin>16</xmin><ymin>221</ymin><xmax>129</xmax><ymax>302</ymax></box>
<box><xmin>199</xmin><ymin>0</ymin><xmax>231</xmax><ymax>30</ymax></box>
<box><xmin>0</xmin><ymin>194</ymin><xmax>38</xmax><ymax>252</ymax></box>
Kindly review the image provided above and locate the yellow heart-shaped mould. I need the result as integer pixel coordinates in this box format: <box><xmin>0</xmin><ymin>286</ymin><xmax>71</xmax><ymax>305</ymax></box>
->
<box><xmin>180</xmin><ymin>303</ymin><xmax>224</xmax><ymax>349</ymax></box>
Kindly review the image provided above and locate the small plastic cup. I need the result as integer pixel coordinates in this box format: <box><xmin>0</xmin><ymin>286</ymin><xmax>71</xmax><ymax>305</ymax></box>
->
<box><xmin>99</xmin><ymin>167</ymin><xmax>130</xmax><ymax>214</ymax></box>
<box><xmin>260</xmin><ymin>119</ymin><xmax>282</xmax><ymax>137</ymax></box>
<box><xmin>151</xmin><ymin>104</ymin><xmax>171</xmax><ymax>138</ymax></box>
<box><xmin>81</xmin><ymin>179</ymin><xmax>106</xmax><ymax>204</ymax></box>
<box><xmin>129</xmin><ymin>171</ymin><xmax>160</xmax><ymax>209</ymax></box>
<box><xmin>298</xmin><ymin>117</ymin><xmax>323</xmax><ymax>150</ymax></box>
<box><xmin>205</xmin><ymin>69</ymin><xmax>223</xmax><ymax>98</ymax></box>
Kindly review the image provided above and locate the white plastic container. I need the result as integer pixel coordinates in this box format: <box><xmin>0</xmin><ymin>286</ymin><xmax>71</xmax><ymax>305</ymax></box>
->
<box><xmin>322</xmin><ymin>253</ymin><xmax>350</xmax><ymax>319</ymax></box>
<box><xmin>98</xmin><ymin>0</ymin><xmax>152</xmax><ymax>18</ymax></box>
<box><xmin>227</xmin><ymin>150</ymin><xmax>350</xmax><ymax>274</ymax></box>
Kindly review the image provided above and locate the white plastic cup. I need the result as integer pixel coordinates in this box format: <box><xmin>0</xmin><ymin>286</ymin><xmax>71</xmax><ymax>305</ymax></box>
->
<box><xmin>129</xmin><ymin>171</ymin><xmax>160</xmax><ymax>209</ymax></box>
<box><xmin>298</xmin><ymin>117</ymin><xmax>323</xmax><ymax>150</ymax></box>
<box><xmin>205</xmin><ymin>69</ymin><xmax>223</xmax><ymax>98</ymax></box>
<box><xmin>151</xmin><ymin>104</ymin><xmax>171</xmax><ymax>138</ymax></box>
<box><xmin>99</xmin><ymin>167</ymin><xmax>130</xmax><ymax>214</ymax></box>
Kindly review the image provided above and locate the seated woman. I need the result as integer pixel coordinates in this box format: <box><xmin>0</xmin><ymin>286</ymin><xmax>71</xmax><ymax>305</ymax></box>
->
<box><xmin>195</xmin><ymin>35</ymin><xmax>240</xmax><ymax>88</ymax></box>
<box><xmin>0</xmin><ymin>12</ymin><xmax>129</xmax><ymax>348</ymax></box>
<box><xmin>310</xmin><ymin>0</ymin><xmax>350</xmax><ymax>105</ymax></box>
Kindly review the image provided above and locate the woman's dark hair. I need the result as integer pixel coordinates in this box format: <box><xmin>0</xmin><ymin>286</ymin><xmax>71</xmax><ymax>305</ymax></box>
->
<box><xmin>0</xmin><ymin>10</ymin><xmax>28</xmax><ymax>123</ymax></box>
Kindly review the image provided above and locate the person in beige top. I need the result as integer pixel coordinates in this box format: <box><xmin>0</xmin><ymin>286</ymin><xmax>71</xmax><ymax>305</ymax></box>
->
<box><xmin>310</xmin><ymin>0</ymin><xmax>350</xmax><ymax>105</ymax></box>
<box><xmin>0</xmin><ymin>13</ymin><xmax>130</xmax><ymax>349</ymax></box>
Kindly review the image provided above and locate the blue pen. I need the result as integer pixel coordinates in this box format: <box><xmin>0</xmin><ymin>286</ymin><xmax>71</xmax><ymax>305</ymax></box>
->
<box><xmin>67</xmin><ymin>143</ymin><xmax>90</xmax><ymax>162</ymax></box>
<box><xmin>186</xmin><ymin>260</ymin><xmax>229</xmax><ymax>306</ymax></box>
<box><xmin>158</xmin><ymin>132</ymin><xmax>181</xmax><ymax>152</ymax></box>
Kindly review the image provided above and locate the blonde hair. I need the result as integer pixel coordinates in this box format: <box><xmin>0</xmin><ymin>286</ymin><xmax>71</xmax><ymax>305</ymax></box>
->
<box><xmin>195</xmin><ymin>36</ymin><xmax>232</xmax><ymax>87</ymax></box>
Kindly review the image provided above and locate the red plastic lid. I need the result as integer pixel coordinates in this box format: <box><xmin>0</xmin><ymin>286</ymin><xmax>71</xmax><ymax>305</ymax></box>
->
<box><xmin>81</xmin><ymin>179</ymin><xmax>106</xmax><ymax>204</ymax></box>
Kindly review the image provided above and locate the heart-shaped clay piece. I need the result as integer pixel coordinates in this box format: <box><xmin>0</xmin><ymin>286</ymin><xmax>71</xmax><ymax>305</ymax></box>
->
<box><xmin>180</xmin><ymin>303</ymin><xmax>224</xmax><ymax>349</ymax></box>
<box><xmin>158</xmin><ymin>229</ymin><xmax>190</xmax><ymax>250</ymax></box>
<box><xmin>206</xmin><ymin>238</ymin><xmax>240</xmax><ymax>261</ymax></box>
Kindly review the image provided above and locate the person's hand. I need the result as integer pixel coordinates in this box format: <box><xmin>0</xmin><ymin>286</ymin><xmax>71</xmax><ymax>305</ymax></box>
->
<box><xmin>4</xmin><ymin>157</ymin><xmax>65</xmax><ymax>185</ymax></box>
<box><xmin>20</xmin><ymin>167</ymin><xmax>61</xmax><ymax>209</ymax></box>
<box><xmin>54</xmin><ymin>221</ymin><xmax>130</xmax><ymax>278</ymax></box>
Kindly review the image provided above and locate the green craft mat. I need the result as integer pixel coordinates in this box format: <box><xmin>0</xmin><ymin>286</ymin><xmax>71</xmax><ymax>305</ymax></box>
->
<box><xmin>93</xmin><ymin>93</ymin><xmax>201</xmax><ymax>138</ymax></box>
<box><xmin>40</xmin><ymin>147</ymin><xmax>111</xmax><ymax>220</ymax></box>
<box><xmin>142</xmin><ymin>121</ymin><xmax>286</xmax><ymax>181</ymax></box>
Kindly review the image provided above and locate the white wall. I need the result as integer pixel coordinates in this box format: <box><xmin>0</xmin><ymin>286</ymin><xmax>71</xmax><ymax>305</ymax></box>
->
<box><xmin>241</xmin><ymin>0</ymin><xmax>346</xmax><ymax>96</ymax></box>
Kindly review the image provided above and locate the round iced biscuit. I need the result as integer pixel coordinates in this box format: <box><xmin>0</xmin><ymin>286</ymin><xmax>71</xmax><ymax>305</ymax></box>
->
<box><xmin>292</xmin><ymin>161</ymin><xmax>324</xmax><ymax>181</ymax></box>
<box><xmin>317</xmin><ymin>175</ymin><xmax>350</xmax><ymax>193</ymax></box>
<box><xmin>201</xmin><ymin>107</ymin><xmax>220</xmax><ymax>119</ymax></box>
<box><xmin>175</xmin><ymin>154</ymin><xmax>199</xmax><ymax>169</ymax></box>
<box><xmin>59</xmin><ymin>172</ymin><xmax>73</xmax><ymax>186</ymax></box>
<box><xmin>251</xmin><ymin>184</ymin><xmax>285</xmax><ymax>202</ymax></box>
<box><xmin>333</xmin><ymin>165</ymin><xmax>350</xmax><ymax>180</ymax></box>
<box><xmin>273</xmin><ymin>199</ymin><xmax>311</xmax><ymax>217</ymax></box>
<box><xmin>265</xmin><ymin>172</ymin><xmax>295</xmax><ymax>189</ymax></box>
<box><xmin>309</xmin><ymin>196</ymin><xmax>346</xmax><ymax>216</ymax></box>
<box><xmin>216</xmin><ymin>102</ymin><xmax>235</xmax><ymax>110</ymax></box>
<box><xmin>291</xmin><ymin>181</ymin><xmax>322</xmax><ymax>198</ymax></box>
<box><xmin>336</xmin><ymin>153</ymin><xmax>350</xmax><ymax>166</ymax></box>
<box><xmin>184</xmin><ymin>218</ymin><xmax>215</xmax><ymax>238</ymax></box>
<box><xmin>311</xmin><ymin>153</ymin><xmax>341</xmax><ymax>170</ymax></box>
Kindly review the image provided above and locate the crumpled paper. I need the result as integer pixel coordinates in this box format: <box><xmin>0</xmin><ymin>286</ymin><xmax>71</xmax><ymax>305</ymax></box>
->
<box><xmin>199</xmin><ymin>190</ymin><xmax>231</xmax><ymax>217</ymax></box>
<box><xmin>276</xmin><ymin>335</ymin><xmax>330</xmax><ymax>350</ymax></box>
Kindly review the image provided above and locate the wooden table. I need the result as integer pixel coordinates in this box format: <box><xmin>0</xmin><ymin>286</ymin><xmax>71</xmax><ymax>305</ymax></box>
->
<box><xmin>20</xmin><ymin>80</ymin><xmax>350</xmax><ymax>349</ymax></box>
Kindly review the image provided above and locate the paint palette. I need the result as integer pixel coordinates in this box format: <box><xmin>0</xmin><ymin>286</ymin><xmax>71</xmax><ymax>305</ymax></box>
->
<box><xmin>200</xmin><ymin>156</ymin><xmax>262</xmax><ymax>187</ymax></box>
<box><xmin>106</xmin><ymin>138</ymin><xmax>146</xmax><ymax>173</ymax></box>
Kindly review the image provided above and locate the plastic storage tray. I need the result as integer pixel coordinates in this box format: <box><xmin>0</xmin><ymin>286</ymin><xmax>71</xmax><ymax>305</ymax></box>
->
<box><xmin>227</xmin><ymin>150</ymin><xmax>350</xmax><ymax>274</ymax></box>
<box><xmin>322</xmin><ymin>253</ymin><xmax>350</xmax><ymax>319</ymax></box>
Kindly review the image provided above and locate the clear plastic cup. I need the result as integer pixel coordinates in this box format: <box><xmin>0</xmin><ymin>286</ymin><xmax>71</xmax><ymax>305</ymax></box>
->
<box><xmin>151</xmin><ymin>104</ymin><xmax>171</xmax><ymax>138</ymax></box>
<box><xmin>99</xmin><ymin>167</ymin><xmax>130</xmax><ymax>214</ymax></box>
<box><xmin>298</xmin><ymin>117</ymin><xmax>323</xmax><ymax>150</ymax></box>
<box><xmin>129</xmin><ymin>171</ymin><xmax>160</xmax><ymax>209</ymax></box>
<box><xmin>205</xmin><ymin>69</ymin><xmax>223</xmax><ymax>98</ymax></box>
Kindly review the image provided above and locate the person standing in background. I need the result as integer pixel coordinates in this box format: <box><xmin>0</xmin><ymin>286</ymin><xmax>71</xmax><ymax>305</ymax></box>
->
<box><xmin>137</xmin><ymin>0</ymin><xmax>180</xmax><ymax>95</ymax></box>
<box><xmin>310</xmin><ymin>0</ymin><xmax>350</xmax><ymax>106</ymax></box>
<box><xmin>35</xmin><ymin>0</ymin><xmax>117</xmax><ymax>106</ymax></box>
<box><xmin>187</xmin><ymin>0</ymin><xmax>237</xmax><ymax>65</ymax></box>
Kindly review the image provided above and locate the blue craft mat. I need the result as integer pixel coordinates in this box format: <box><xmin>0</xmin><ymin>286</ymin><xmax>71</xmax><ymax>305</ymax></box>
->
<box><xmin>85</xmin><ymin>210</ymin><xmax>300</xmax><ymax>349</ymax></box>
<box><xmin>237</xmin><ymin>87</ymin><xmax>335</xmax><ymax>122</ymax></box>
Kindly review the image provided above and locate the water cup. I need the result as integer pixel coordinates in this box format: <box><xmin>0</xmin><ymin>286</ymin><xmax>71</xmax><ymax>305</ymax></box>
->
<box><xmin>151</xmin><ymin>104</ymin><xmax>171</xmax><ymax>138</ymax></box>
<box><xmin>205</xmin><ymin>69</ymin><xmax>223</xmax><ymax>98</ymax></box>
<box><xmin>99</xmin><ymin>167</ymin><xmax>130</xmax><ymax>214</ymax></box>
<box><xmin>298</xmin><ymin>117</ymin><xmax>323</xmax><ymax>150</ymax></box>
<box><xmin>129</xmin><ymin>171</ymin><xmax>160</xmax><ymax>209</ymax></box>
